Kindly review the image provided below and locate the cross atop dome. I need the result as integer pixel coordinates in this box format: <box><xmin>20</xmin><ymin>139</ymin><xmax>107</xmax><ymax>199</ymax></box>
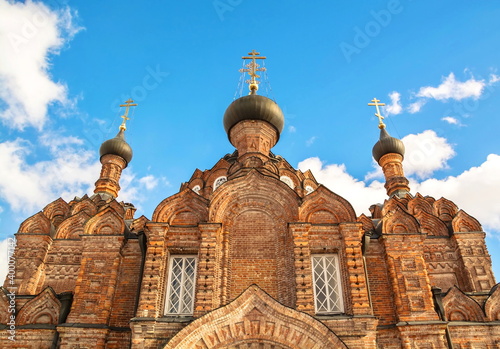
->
<box><xmin>119</xmin><ymin>98</ymin><xmax>137</xmax><ymax>131</ymax></box>
<box><xmin>240</xmin><ymin>50</ymin><xmax>267</xmax><ymax>94</ymax></box>
<box><xmin>368</xmin><ymin>98</ymin><xmax>386</xmax><ymax>129</ymax></box>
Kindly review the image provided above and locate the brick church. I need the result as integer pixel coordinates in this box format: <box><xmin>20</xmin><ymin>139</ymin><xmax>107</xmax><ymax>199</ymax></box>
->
<box><xmin>2</xmin><ymin>52</ymin><xmax>500</xmax><ymax>348</ymax></box>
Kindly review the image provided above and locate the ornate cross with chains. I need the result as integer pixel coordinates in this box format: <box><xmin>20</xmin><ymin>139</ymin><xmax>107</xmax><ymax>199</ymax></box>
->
<box><xmin>240</xmin><ymin>50</ymin><xmax>267</xmax><ymax>92</ymax></box>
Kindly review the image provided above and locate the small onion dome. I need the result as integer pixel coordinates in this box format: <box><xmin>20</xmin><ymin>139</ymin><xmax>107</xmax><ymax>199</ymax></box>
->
<box><xmin>223</xmin><ymin>94</ymin><xmax>285</xmax><ymax>136</ymax></box>
<box><xmin>99</xmin><ymin>129</ymin><xmax>133</xmax><ymax>166</ymax></box>
<box><xmin>372</xmin><ymin>127</ymin><xmax>405</xmax><ymax>163</ymax></box>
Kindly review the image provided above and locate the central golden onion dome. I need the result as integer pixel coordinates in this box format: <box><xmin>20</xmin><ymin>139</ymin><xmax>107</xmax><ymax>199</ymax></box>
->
<box><xmin>223</xmin><ymin>94</ymin><xmax>285</xmax><ymax>136</ymax></box>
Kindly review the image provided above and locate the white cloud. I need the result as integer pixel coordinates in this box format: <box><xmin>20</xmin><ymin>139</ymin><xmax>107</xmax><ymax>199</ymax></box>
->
<box><xmin>0</xmin><ymin>137</ymin><xmax>100</xmax><ymax>213</ymax></box>
<box><xmin>138</xmin><ymin>175</ymin><xmax>159</xmax><ymax>190</ymax></box>
<box><xmin>298</xmin><ymin>157</ymin><xmax>386</xmax><ymax>216</ymax></box>
<box><xmin>407</xmin><ymin>99</ymin><xmax>427</xmax><ymax>114</ymax></box>
<box><xmin>402</xmin><ymin>130</ymin><xmax>455</xmax><ymax>179</ymax></box>
<box><xmin>489</xmin><ymin>74</ymin><xmax>500</xmax><ymax>84</ymax></box>
<box><xmin>441</xmin><ymin>116</ymin><xmax>459</xmax><ymax>125</ymax></box>
<box><xmin>288</xmin><ymin>125</ymin><xmax>296</xmax><ymax>133</ymax></box>
<box><xmin>306</xmin><ymin>136</ymin><xmax>317</xmax><ymax>147</ymax></box>
<box><xmin>416</xmin><ymin>73</ymin><xmax>485</xmax><ymax>101</ymax></box>
<box><xmin>414</xmin><ymin>154</ymin><xmax>500</xmax><ymax>232</ymax></box>
<box><xmin>0</xmin><ymin>0</ymin><xmax>82</xmax><ymax>130</ymax></box>
<box><xmin>384</xmin><ymin>91</ymin><xmax>403</xmax><ymax>115</ymax></box>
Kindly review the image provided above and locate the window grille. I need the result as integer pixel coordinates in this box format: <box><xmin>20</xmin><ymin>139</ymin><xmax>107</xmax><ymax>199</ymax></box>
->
<box><xmin>311</xmin><ymin>254</ymin><xmax>344</xmax><ymax>314</ymax></box>
<box><xmin>165</xmin><ymin>256</ymin><xmax>197</xmax><ymax>315</ymax></box>
<box><xmin>213</xmin><ymin>176</ymin><xmax>227</xmax><ymax>191</ymax></box>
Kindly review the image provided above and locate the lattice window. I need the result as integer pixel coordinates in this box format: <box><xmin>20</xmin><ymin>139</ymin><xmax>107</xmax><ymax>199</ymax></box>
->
<box><xmin>213</xmin><ymin>176</ymin><xmax>227</xmax><ymax>191</ymax></box>
<box><xmin>311</xmin><ymin>254</ymin><xmax>344</xmax><ymax>314</ymax></box>
<box><xmin>280</xmin><ymin>176</ymin><xmax>294</xmax><ymax>189</ymax></box>
<box><xmin>165</xmin><ymin>256</ymin><xmax>198</xmax><ymax>315</ymax></box>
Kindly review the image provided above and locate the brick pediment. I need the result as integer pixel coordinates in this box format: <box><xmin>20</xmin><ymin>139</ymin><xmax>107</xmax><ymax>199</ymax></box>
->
<box><xmin>152</xmin><ymin>188</ymin><xmax>209</xmax><ymax>224</ymax></box>
<box><xmin>164</xmin><ymin>285</ymin><xmax>348</xmax><ymax>349</ymax></box>
<box><xmin>442</xmin><ymin>286</ymin><xmax>484</xmax><ymax>322</ymax></box>
<box><xmin>299</xmin><ymin>185</ymin><xmax>356</xmax><ymax>223</ymax></box>
<box><xmin>55</xmin><ymin>210</ymin><xmax>90</xmax><ymax>239</ymax></box>
<box><xmin>84</xmin><ymin>206</ymin><xmax>125</xmax><ymax>235</ymax></box>
<box><xmin>18</xmin><ymin>211</ymin><xmax>53</xmax><ymax>236</ymax></box>
<box><xmin>485</xmin><ymin>283</ymin><xmax>500</xmax><ymax>320</ymax></box>
<box><xmin>16</xmin><ymin>287</ymin><xmax>61</xmax><ymax>325</ymax></box>
<box><xmin>383</xmin><ymin>205</ymin><xmax>420</xmax><ymax>235</ymax></box>
<box><xmin>452</xmin><ymin>210</ymin><xmax>482</xmax><ymax>233</ymax></box>
<box><xmin>43</xmin><ymin>197</ymin><xmax>70</xmax><ymax>228</ymax></box>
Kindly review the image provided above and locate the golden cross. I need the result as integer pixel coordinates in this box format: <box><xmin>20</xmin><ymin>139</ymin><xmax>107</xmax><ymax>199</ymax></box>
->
<box><xmin>240</xmin><ymin>50</ymin><xmax>266</xmax><ymax>93</ymax></box>
<box><xmin>367</xmin><ymin>98</ymin><xmax>386</xmax><ymax>129</ymax></box>
<box><xmin>118</xmin><ymin>99</ymin><xmax>137</xmax><ymax>131</ymax></box>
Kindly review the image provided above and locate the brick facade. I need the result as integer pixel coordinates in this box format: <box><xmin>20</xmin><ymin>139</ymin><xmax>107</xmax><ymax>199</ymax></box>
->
<box><xmin>1</xmin><ymin>104</ymin><xmax>500</xmax><ymax>349</ymax></box>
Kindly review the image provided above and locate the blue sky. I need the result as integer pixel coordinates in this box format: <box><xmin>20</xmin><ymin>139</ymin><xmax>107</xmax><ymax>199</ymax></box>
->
<box><xmin>1</xmin><ymin>0</ymin><xmax>500</xmax><ymax>280</ymax></box>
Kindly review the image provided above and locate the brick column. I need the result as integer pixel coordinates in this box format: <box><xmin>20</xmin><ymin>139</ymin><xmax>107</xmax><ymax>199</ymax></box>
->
<box><xmin>194</xmin><ymin>223</ymin><xmax>221</xmax><ymax>316</ymax></box>
<box><xmin>59</xmin><ymin>235</ymin><xmax>124</xmax><ymax>347</ymax></box>
<box><xmin>381</xmin><ymin>233</ymin><xmax>438</xmax><ymax>323</ymax></box>
<box><xmin>290</xmin><ymin>223</ymin><xmax>314</xmax><ymax>314</ymax></box>
<box><xmin>340</xmin><ymin>223</ymin><xmax>372</xmax><ymax>316</ymax></box>
<box><xmin>453</xmin><ymin>232</ymin><xmax>496</xmax><ymax>292</ymax></box>
<box><xmin>12</xmin><ymin>234</ymin><xmax>52</xmax><ymax>295</ymax></box>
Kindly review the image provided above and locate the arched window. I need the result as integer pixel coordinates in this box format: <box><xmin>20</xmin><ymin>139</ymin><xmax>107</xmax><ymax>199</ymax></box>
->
<box><xmin>192</xmin><ymin>185</ymin><xmax>201</xmax><ymax>194</ymax></box>
<box><xmin>280</xmin><ymin>176</ymin><xmax>294</xmax><ymax>189</ymax></box>
<box><xmin>305</xmin><ymin>185</ymin><xmax>314</xmax><ymax>195</ymax></box>
<box><xmin>213</xmin><ymin>176</ymin><xmax>227</xmax><ymax>191</ymax></box>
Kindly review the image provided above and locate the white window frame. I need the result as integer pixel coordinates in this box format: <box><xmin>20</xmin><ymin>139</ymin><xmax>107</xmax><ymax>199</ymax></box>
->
<box><xmin>164</xmin><ymin>255</ymin><xmax>198</xmax><ymax>315</ymax></box>
<box><xmin>280</xmin><ymin>176</ymin><xmax>295</xmax><ymax>189</ymax></box>
<box><xmin>311</xmin><ymin>254</ymin><xmax>344</xmax><ymax>314</ymax></box>
<box><xmin>213</xmin><ymin>176</ymin><xmax>227</xmax><ymax>191</ymax></box>
<box><xmin>192</xmin><ymin>185</ymin><xmax>201</xmax><ymax>194</ymax></box>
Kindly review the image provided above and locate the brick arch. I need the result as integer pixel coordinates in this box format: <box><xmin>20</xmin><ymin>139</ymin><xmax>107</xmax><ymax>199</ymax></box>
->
<box><xmin>210</xmin><ymin>170</ymin><xmax>299</xmax><ymax>223</ymax></box>
<box><xmin>299</xmin><ymin>185</ymin><xmax>356</xmax><ymax>224</ymax></box>
<box><xmin>452</xmin><ymin>210</ymin><xmax>482</xmax><ymax>233</ymax></box>
<box><xmin>84</xmin><ymin>207</ymin><xmax>125</xmax><ymax>235</ymax></box>
<box><xmin>164</xmin><ymin>285</ymin><xmax>348</xmax><ymax>349</ymax></box>
<box><xmin>152</xmin><ymin>188</ymin><xmax>209</xmax><ymax>224</ymax></box>
<box><xmin>16</xmin><ymin>287</ymin><xmax>61</xmax><ymax>325</ymax></box>
<box><xmin>442</xmin><ymin>286</ymin><xmax>484</xmax><ymax>322</ymax></box>
<box><xmin>357</xmin><ymin>214</ymin><xmax>375</xmax><ymax>234</ymax></box>
<box><xmin>55</xmin><ymin>211</ymin><xmax>90</xmax><ymax>239</ymax></box>
<box><xmin>408</xmin><ymin>194</ymin><xmax>434</xmax><ymax>216</ymax></box>
<box><xmin>18</xmin><ymin>211</ymin><xmax>52</xmax><ymax>236</ymax></box>
<box><xmin>415</xmin><ymin>210</ymin><xmax>449</xmax><ymax>236</ymax></box>
<box><xmin>434</xmin><ymin>197</ymin><xmax>458</xmax><ymax>223</ymax></box>
<box><xmin>383</xmin><ymin>205</ymin><xmax>420</xmax><ymax>235</ymax></box>
<box><xmin>70</xmin><ymin>196</ymin><xmax>97</xmax><ymax>217</ymax></box>
<box><xmin>485</xmin><ymin>284</ymin><xmax>500</xmax><ymax>320</ymax></box>
<box><xmin>43</xmin><ymin>197</ymin><xmax>70</xmax><ymax>228</ymax></box>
